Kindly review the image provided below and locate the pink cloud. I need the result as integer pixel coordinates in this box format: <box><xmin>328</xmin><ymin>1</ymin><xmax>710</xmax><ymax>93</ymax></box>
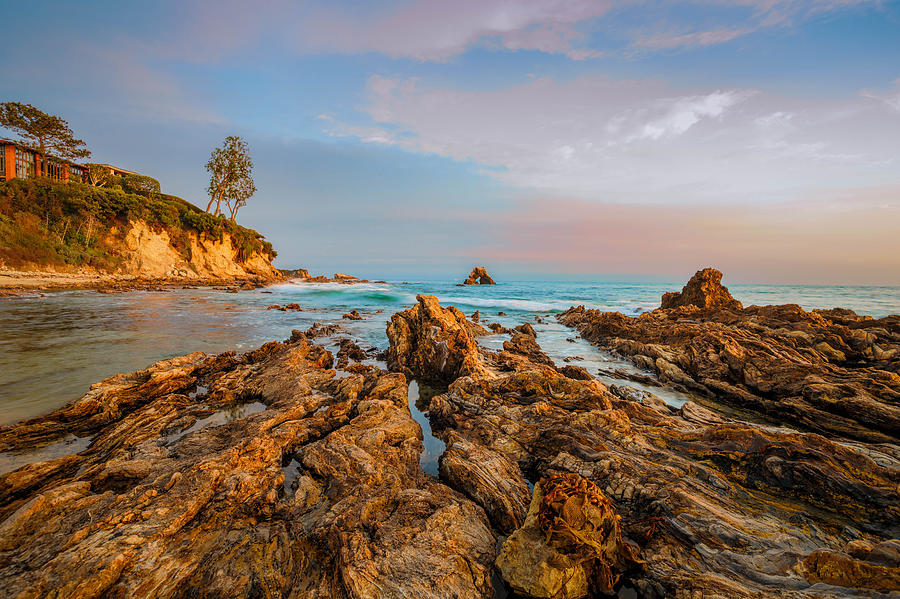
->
<box><xmin>636</xmin><ymin>28</ymin><xmax>748</xmax><ymax>50</ymax></box>
<box><xmin>293</xmin><ymin>0</ymin><xmax>612</xmax><ymax>61</ymax></box>
<box><xmin>450</xmin><ymin>190</ymin><xmax>900</xmax><ymax>284</ymax></box>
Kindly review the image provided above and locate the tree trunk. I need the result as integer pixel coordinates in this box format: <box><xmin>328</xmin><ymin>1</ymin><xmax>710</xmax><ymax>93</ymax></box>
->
<box><xmin>38</xmin><ymin>138</ymin><xmax>47</xmax><ymax>178</ymax></box>
<box><xmin>207</xmin><ymin>174</ymin><xmax>230</xmax><ymax>214</ymax></box>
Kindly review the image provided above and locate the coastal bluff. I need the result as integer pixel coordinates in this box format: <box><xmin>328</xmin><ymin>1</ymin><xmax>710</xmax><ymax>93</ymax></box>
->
<box><xmin>0</xmin><ymin>179</ymin><xmax>279</xmax><ymax>287</ymax></box>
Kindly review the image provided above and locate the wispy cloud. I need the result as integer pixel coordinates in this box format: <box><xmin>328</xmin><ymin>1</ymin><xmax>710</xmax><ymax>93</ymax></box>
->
<box><xmin>635</xmin><ymin>28</ymin><xmax>748</xmax><ymax>50</ymax></box>
<box><xmin>630</xmin><ymin>0</ymin><xmax>881</xmax><ymax>51</ymax></box>
<box><xmin>292</xmin><ymin>0</ymin><xmax>612</xmax><ymax>61</ymax></box>
<box><xmin>626</xmin><ymin>90</ymin><xmax>752</xmax><ymax>141</ymax></box>
<box><xmin>861</xmin><ymin>79</ymin><xmax>900</xmax><ymax>113</ymax></box>
<box><xmin>325</xmin><ymin>74</ymin><xmax>898</xmax><ymax>201</ymax></box>
<box><xmin>125</xmin><ymin>0</ymin><xmax>882</xmax><ymax>62</ymax></box>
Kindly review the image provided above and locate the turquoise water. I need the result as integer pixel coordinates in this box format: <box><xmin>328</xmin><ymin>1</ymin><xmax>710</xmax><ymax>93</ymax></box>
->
<box><xmin>1</xmin><ymin>279</ymin><xmax>897</xmax><ymax>425</ymax></box>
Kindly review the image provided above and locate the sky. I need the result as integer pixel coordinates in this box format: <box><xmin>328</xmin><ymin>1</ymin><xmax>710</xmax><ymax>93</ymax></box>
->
<box><xmin>1</xmin><ymin>0</ymin><xmax>899</xmax><ymax>284</ymax></box>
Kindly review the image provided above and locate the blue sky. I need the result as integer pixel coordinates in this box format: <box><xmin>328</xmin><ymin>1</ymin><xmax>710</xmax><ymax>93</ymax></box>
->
<box><xmin>2</xmin><ymin>0</ymin><xmax>899</xmax><ymax>283</ymax></box>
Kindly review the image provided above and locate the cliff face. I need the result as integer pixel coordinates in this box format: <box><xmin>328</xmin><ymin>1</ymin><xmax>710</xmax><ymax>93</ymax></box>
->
<box><xmin>0</xmin><ymin>179</ymin><xmax>279</xmax><ymax>282</ymax></box>
<box><xmin>115</xmin><ymin>220</ymin><xmax>279</xmax><ymax>279</ymax></box>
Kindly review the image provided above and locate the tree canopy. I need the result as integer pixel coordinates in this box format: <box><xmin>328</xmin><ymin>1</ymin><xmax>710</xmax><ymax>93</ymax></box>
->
<box><xmin>205</xmin><ymin>136</ymin><xmax>255</xmax><ymax>221</ymax></box>
<box><xmin>0</xmin><ymin>102</ymin><xmax>91</xmax><ymax>175</ymax></box>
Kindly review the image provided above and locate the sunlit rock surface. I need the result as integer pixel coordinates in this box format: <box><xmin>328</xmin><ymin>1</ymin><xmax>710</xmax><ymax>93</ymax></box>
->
<box><xmin>0</xmin><ymin>333</ymin><xmax>496</xmax><ymax>598</ymax></box>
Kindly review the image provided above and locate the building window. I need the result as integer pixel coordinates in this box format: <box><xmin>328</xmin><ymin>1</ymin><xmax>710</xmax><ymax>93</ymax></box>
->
<box><xmin>47</xmin><ymin>160</ymin><xmax>68</xmax><ymax>181</ymax></box>
<box><xmin>15</xmin><ymin>147</ymin><xmax>35</xmax><ymax>179</ymax></box>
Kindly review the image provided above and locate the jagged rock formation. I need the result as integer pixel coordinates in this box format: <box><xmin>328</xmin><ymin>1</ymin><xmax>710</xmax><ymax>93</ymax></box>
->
<box><xmin>2</xmin><ymin>294</ymin><xmax>898</xmax><ymax>598</ymax></box>
<box><xmin>0</xmin><ymin>333</ymin><xmax>496</xmax><ymax>598</ymax></box>
<box><xmin>388</xmin><ymin>296</ymin><xmax>900</xmax><ymax>597</ymax></box>
<box><xmin>385</xmin><ymin>295</ymin><xmax>489</xmax><ymax>383</ymax></box>
<box><xmin>462</xmin><ymin>267</ymin><xmax>496</xmax><ymax>285</ymax></box>
<box><xmin>279</xmin><ymin>268</ymin><xmax>311</xmax><ymax>279</ymax></box>
<box><xmin>558</xmin><ymin>301</ymin><xmax>900</xmax><ymax>443</ymax></box>
<box><xmin>660</xmin><ymin>268</ymin><xmax>743</xmax><ymax>310</ymax></box>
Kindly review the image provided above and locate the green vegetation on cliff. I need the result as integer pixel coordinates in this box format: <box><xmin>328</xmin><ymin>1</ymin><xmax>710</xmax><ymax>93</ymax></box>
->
<box><xmin>0</xmin><ymin>179</ymin><xmax>276</xmax><ymax>271</ymax></box>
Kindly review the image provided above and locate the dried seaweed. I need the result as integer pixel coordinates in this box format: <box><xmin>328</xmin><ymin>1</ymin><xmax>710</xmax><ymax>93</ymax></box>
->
<box><xmin>538</xmin><ymin>473</ymin><xmax>641</xmax><ymax>593</ymax></box>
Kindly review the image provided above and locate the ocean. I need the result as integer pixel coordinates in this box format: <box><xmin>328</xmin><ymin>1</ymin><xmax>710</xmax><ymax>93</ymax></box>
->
<box><xmin>1</xmin><ymin>279</ymin><xmax>898</xmax><ymax>426</ymax></box>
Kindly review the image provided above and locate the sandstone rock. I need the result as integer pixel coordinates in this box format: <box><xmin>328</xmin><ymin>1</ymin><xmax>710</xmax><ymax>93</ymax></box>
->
<box><xmin>385</xmin><ymin>295</ymin><xmax>489</xmax><ymax>383</ymax></box>
<box><xmin>278</xmin><ymin>267</ymin><xmax>310</xmax><ymax>279</ymax></box>
<box><xmin>559</xmin><ymin>302</ymin><xmax>900</xmax><ymax>443</ymax></box>
<box><xmin>794</xmin><ymin>548</ymin><xmax>900</xmax><ymax>592</ymax></box>
<box><xmin>0</xmin><ymin>335</ymin><xmax>497</xmax><ymax>598</ymax></box>
<box><xmin>333</xmin><ymin>272</ymin><xmax>359</xmax><ymax>280</ymax></box>
<box><xmin>514</xmin><ymin>323</ymin><xmax>537</xmax><ymax>337</ymax></box>
<box><xmin>389</xmin><ymin>299</ymin><xmax>900</xmax><ymax>597</ymax></box>
<box><xmin>342</xmin><ymin>309</ymin><xmax>363</xmax><ymax>320</ymax></box>
<box><xmin>439</xmin><ymin>433</ymin><xmax>530</xmax><ymax>533</ymax></box>
<box><xmin>502</xmin><ymin>331</ymin><xmax>556</xmax><ymax>367</ymax></box>
<box><xmin>462</xmin><ymin>267</ymin><xmax>496</xmax><ymax>285</ymax></box>
<box><xmin>488</xmin><ymin>323</ymin><xmax>509</xmax><ymax>334</ymax></box>
<box><xmin>304</xmin><ymin>322</ymin><xmax>347</xmax><ymax>338</ymax></box>
<box><xmin>660</xmin><ymin>268</ymin><xmax>743</xmax><ymax>311</ymax></box>
<box><xmin>336</xmin><ymin>338</ymin><xmax>367</xmax><ymax>368</ymax></box>
<box><xmin>558</xmin><ymin>365</ymin><xmax>593</xmax><ymax>380</ymax></box>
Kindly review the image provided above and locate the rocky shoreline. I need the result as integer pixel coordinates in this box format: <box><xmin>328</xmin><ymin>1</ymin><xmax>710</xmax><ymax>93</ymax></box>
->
<box><xmin>0</xmin><ymin>269</ymin><xmax>281</xmax><ymax>296</ymax></box>
<box><xmin>0</xmin><ymin>269</ymin><xmax>382</xmax><ymax>296</ymax></box>
<box><xmin>0</xmin><ymin>272</ymin><xmax>897</xmax><ymax>598</ymax></box>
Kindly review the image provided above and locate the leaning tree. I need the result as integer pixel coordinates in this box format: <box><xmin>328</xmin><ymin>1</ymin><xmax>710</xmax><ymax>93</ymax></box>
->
<box><xmin>0</xmin><ymin>102</ymin><xmax>91</xmax><ymax>176</ymax></box>
<box><xmin>205</xmin><ymin>136</ymin><xmax>256</xmax><ymax>221</ymax></box>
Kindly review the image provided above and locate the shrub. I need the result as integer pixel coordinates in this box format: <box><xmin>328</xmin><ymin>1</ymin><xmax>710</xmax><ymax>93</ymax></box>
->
<box><xmin>121</xmin><ymin>173</ymin><xmax>161</xmax><ymax>196</ymax></box>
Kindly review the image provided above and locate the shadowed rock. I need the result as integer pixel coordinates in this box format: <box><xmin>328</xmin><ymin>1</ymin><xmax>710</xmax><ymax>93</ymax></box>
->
<box><xmin>462</xmin><ymin>267</ymin><xmax>496</xmax><ymax>285</ymax></box>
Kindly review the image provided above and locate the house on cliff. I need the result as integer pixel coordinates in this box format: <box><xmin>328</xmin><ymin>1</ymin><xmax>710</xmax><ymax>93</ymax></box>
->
<box><xmin>0</xmin><ymin>138</ymin><xmax>86</xmax><ymax>183</ymax></box>
<box><xmin>0</xmin><ymin>139</ymin><xmax>145</xmax><ymax>185</ymax></box>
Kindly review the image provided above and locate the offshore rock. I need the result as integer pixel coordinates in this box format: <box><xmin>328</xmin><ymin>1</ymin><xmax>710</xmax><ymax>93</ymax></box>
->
<box><xmin>389</xmin><ymin>297</ymin><xmax>900</xmax><ymax>597</ymax></box>
<box><xmin>0</xmin><ymin>335</ymin><xmax>496</xmax><ymax>598</ymax></box>
<box><xmin>385</xmin><ymin>294</ymin><xmax>490</xmax><ymax>384</ymax></box>
<box><xmin>558</xmin><ymin>299</ymin><xmax>900</xmax><ymax>443</ymax></box>
<box><xmin>660</xmin><ymin>268</ymin><xmax>743</xmax><ymax>310</ymax></box>
<box><xmin>462</xmin><ymin>267</ymin><xmax>496</xmax><ymax>285</ymax></box>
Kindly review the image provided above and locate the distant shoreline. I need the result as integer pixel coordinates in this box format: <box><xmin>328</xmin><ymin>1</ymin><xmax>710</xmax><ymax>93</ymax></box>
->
<box><xmin>0</xmin><ymin>269</ymin><xmax>276</xmax><ymax>295</ymax></box>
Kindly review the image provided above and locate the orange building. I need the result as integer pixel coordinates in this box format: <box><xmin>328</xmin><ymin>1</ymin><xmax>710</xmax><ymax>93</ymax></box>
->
<box><xmin>0</xmin><ymin>138</ymin><xmax>86</xmax><ymax>183</ymax></box>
